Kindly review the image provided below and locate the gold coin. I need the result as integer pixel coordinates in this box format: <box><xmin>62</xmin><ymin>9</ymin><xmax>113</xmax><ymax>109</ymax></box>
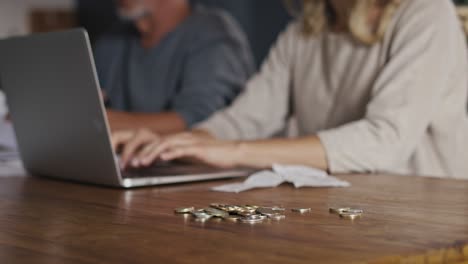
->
<box><xmin>191</xmin><ymin>209</ymin><xmax>213</xmax><ymax>220</ymax></box>
<box><xmin>339</xmin><ymin>212</ymin><xmax>362</xmax><ymax>220</ymax></box>
<box><xmin>237</xmin><ymin>210</ymin><xmax>256</xmax><ymax>217</ymax></box>
<box><xmin>174</xmin><ymin>207</ymin><xmax>195</xmax><ymax>214</ymax></box>
<box><xmin>269</xmin><ymin>214</ymin><xmax>286</xmax><ymax>221</ymax></box>
<box><xmin>345</xmin><ymin>209</ymin><xmax>364</xmax><ymax>214</ymax></box>
<box><xmin>329</xmin><ymin>207</ymin><xmax>351</xmax><ymax>214</ymax></box>
<box><xmin>204</xmin><ymin>207</ymin><xmax>229</xmax><ymax>218</ymax></box>
<box><xmin>257</xmin><ymin>207</ymin><xmax>284</xmax><ymax>217</ymax></box>
<box><xmin>291</xmin><ymin>208</ymin><xmax>312</xmax><ymax>214</ymax></box>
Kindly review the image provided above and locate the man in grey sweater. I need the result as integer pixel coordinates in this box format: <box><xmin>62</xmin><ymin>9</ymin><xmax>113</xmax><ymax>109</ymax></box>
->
<box><xmin>94</xmin><ymin>0</ymin><xmax>254</xmax><ymax>134</ymax></box>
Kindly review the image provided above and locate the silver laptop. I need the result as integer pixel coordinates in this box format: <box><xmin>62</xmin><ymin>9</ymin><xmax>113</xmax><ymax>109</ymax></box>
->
<box><xmin>0</xmin><ymin>29</ymin><xmax>248</xmax><ymax>188</ymax></box>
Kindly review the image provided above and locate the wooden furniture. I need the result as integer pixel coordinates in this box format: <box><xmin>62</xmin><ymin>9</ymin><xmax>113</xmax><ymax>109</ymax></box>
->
<box><xmin>0</xmin><ymin>174</ymin><xmax>467</xmax><ymax>264</ymax></box>
<box><xmin>29</xmin><ymin>9</ymin><xmax>76</xmax><ymax>34</ymax></box>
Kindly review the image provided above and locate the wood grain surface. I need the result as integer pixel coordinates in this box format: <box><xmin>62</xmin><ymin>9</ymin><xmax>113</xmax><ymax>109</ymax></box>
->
<box><xmin>0</xmin><ymin>174</ymin><xmax>467</xmax><ymax>264</ymax></box>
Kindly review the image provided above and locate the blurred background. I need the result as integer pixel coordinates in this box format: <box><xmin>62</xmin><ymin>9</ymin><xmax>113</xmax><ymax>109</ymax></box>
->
<box><xmin>1</xmin><ymin>0</ymin><xmax>468</xmax><ymax>67</ymax></box>
<box><xmin>0</xmin><ymin>0</ymin><xmax>295</xmax><ymax>116</ymax></box>
<box><xmin>0</xmin><ymin>0</ymin><xmax>293</xmax><ymax>68</ymax></box>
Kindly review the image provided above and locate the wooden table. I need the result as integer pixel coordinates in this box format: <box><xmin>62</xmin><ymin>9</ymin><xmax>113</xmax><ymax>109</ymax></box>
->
<box><xmin>0</xmin><ymin>175</ymin><xmax>467</xmax><ymax>264</ymax></box>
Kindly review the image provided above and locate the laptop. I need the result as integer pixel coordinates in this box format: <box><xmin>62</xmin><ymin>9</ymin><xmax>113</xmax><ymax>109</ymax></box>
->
<box><xmin>0</xmin><ymin>29</ymin><xmax>248</xmax><ymax>188</ymax></box>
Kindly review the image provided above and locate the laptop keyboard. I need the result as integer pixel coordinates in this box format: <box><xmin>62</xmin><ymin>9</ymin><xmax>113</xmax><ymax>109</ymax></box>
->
<box><xmin>122</xmin><ymin>162</ymin><xmax>229</xmax><ymax>178</ymax></box>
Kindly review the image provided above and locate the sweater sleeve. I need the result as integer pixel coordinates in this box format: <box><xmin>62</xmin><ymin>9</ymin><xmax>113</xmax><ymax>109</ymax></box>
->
<box><xmin>171</xmin><ymin>32</ymin><xmax>254</xmax><ymax>127</ymax></box>
<box><xmin>317</xmin><ymin>0</ymin><xmax>459</xmax><ymax>174</ymax></box>
<box><xmin>195</xmin><ymin>23</ymin><xmax>299</xmax><ymax>140</ymax></box>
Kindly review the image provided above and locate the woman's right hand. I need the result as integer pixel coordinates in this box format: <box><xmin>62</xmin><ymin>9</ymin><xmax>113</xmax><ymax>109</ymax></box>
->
<box><xmin>111</xmin><ymin>129</ymin><xmax>215</xmax><ymax>169</ymax></box>
<box><xmin>111</xmin><ymin>128</ymin><xmax>162</xmax><ymax>169</ymax></box>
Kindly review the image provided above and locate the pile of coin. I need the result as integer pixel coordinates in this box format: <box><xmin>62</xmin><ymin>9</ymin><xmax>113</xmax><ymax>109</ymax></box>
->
<box><xmin>174</xmin><ymin>204</ymin><xmax>363</xmax><ymax>223</ymax></box>
<box><xmin>329</xmin><ymin>207</ymin><xmax>364</xmax><ymax>220</ymax></box>
<box><xmin>175</xmin><ymin>203</ymin><xmax>312</xmax><ymax>224</ymax></box>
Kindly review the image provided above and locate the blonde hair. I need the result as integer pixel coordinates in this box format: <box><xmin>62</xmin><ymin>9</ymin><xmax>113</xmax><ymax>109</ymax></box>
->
<box><xmin>286</xmin><ymin>0</ymin><xmax>402</xmax><ymax>44</ymax></box>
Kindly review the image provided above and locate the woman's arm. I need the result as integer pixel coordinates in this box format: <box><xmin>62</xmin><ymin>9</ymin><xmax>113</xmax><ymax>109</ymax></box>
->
<box><xmin>113</xmin><ymin>129</ymin><xmax>328</xmax><ymax>170</ymax></box>
<box><xmin>194</xmin><ymin>22</ymin><xmax>300</xmax><ymax>141</ymax></box>
<box><xmin>232</xmin><ymin>136</ymin><xmax>328</xmax><ymax>170</ymax></box>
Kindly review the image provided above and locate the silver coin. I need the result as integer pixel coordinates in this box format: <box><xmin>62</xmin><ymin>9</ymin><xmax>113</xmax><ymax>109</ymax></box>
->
<box><xmin>339</xmin><ymin>212</ymin><xmax>362</xmax><ymax>220</ymax></box>
<box><xmin>271</xmin><ymin>206</ymin><xmax>286</xmax><ymax>211</ymax></box>
<box><xmin>192</xmin><ymin>210</ymin><xmax>213</xmax><ymax>220</ymax></box>
<box><xmin>210</xmin><ymin>203</ymin><xmax>229</xmax><ymax>211</ymax></box>
<box><xmin>329</xmin><ymin>207</ymin><xmax>351</xmax><ymax>214</ymax></box>
<box><xmin>209</xmin><ymin>203</ymin><xmax>223</xmax><ymax>209</ymax></box>
<box><xmin>232</xmin><ymin>206</ymin><xmax>245</xmax><ymax>212</ymax></box>
<box><xmin>204</xmin><ymin>207</ymin><xmax>229</xmax><ymax>218</ymax></box>
<box><xmin>291</xmin><ymin>208</ymin><xmax>312</xmax><ymax>214</ymax></box>
<box><xmin>329</xmin><ymin>207</ymin><xmax>363</xmax><ymax>215</ymax></box>
<box><xmin>237</xmin><ymin>210</ymin><xmax>256</xmax><ymax>217</ymax></box>
<box><xmin>269</xmin><ymin>214</ymin><xmax>286</xmax><ymax>221</ymax></box>
<box><xmin>193</xmin><ymin>217</ymin><xmax>211</xmax><ymax>223</ymax></box>
<box><xmin>221</xmin><ymin>205</ymin><xmax>240</xmax><ymax>213</ymax></box>
<box><xmin>223</xmin><ymin>215</ymin><xmax>242</xmax><ymax>222</ymax></box>
<box><xmin>257</xmin><ymin>207</ymin><xmax>284</xmax><ymax>217</ymax></box>
<box><xmin>239</xmin><ymin>215</ymin><xmax>266</xmax><ymax>224</ymax></box>
<box><xmin>344</xmin><ymin>208</ymin><xmax>364</xmax><ymax>214</ymax></box>
<box><xmin>174</xmin><ymin>207</ymin><xmax>195</xmax><ymax>214</ymax></box>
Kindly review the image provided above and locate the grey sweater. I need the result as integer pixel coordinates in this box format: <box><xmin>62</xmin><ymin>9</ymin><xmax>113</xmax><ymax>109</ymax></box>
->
<box><xmin>197</xmin><ymin>0</ymin><xmax>468</xmax><ymax>179</ymax></box>
<box><xmin>94</xmin><ymin>6</ymin><xmax>255</xmax><ymax>127</ymax></box>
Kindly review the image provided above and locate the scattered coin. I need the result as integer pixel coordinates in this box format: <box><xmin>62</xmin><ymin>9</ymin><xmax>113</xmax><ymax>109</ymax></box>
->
<box><xmin>291</xmin><ymin>208</ymin><xmax>312</xmax><ymax>214</ymax></box>
<box><xmin>237</xmin><ymin>210</ymin><xmax>256</xmax><ymax>217</ymax></box>
<box><xmin>339</xmin><ymin>212</ymin><xmax>362</xmax><ymax>220</ymax></box>
<box><xmin>257</xmin><ymin>207</ymin><xmax>286</xmax><ymax>220</ymax></box>
<box><xmin>174</xmin><ymin>207</ymin><xmax>195</xmax><ymax>214</ymax></box>
<box><xmin>210</xmin><ymin>203</ymin><xmax>223</xmax><ymax>209</ymax></box>
<box><xmin>343</xmin><ymin>209</ymin><xmax>363</xmax><ymax>214</ymax></box>
<box><xmin>204</xmin><ymin>207</ymin><xmax>229</xmax><ymax>218</ymax></box>
<box><xmin>176</xmin><ymin>203</ymin><xmax>312</xmax><ymax>225</ymax></box>
<box><xmin>329</xmin><ymin>207</ymin><xmax>351</xmax><ymax>215</ymax></box>
<box><xmin>191</xmin><ymin>209</ymin><xmax>213</xmax><ymax>220</ymax></box>
<box><xmin>271</xmin><ymin>206</ymin><xmax>286</xmax><ymax>211</ymax></box>
<box><xmin>239</xmin><ymin>215</ymin><xmax>266</xmax><ymax>224</ymax></box>
<box><xmin>329</xmin><ymin>207</ymin><xmax>364</xmax><ymax>220</ymax></box>
<box><xmin>223</xmin><ymin>215</ymin><xmax>242</xmax><ymax>222</ymax></box>
<box><xmin>269</xmin><ymin>214</ymin><xmax>286</xmax><ymax>221</ymax></box>
<box><xmin>256</xmin><ymin>207</ymin><xmax>280</xmax><ymax>216</ymax></box>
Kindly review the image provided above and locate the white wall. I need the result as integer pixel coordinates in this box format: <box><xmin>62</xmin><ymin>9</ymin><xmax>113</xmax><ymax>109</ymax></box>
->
<box><xmin>0</xmin><ymin>0</ymin><xmax>75</xmax><ymax>39</ymax></box>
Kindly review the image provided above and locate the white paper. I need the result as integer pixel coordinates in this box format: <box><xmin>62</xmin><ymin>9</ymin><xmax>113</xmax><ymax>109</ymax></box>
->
<box><xmin>0</xmin><ymin>120</ymin><xmax>25</xmax><ymax>177</ymax></box>
<box><xmin>212</xmin><ymin>171</ymin><xmax>282</xmax><ymax>193</ymax></box>
<box><xmin>273</xmin><ymin>164</ymin><xmax>328</xmax><ymax>181</ymax></box>
<box><xmin>212</xmin><ymin>164</ymin><xmax>350</xmax><ymax>193</ymax></box>
<box><xmin>273</xmin><ymin>164</ymin><xmax>350</xmax><ymax>188</ymax></box>
<box><xmin>0</xmin><ymin>121</ymin><xmax>18</xmax><ymax>151</ymax></box>
<box><xmin>0</xmin><ymin>159</ymin><xmax>27</xmax><ymax>178</ymax></box>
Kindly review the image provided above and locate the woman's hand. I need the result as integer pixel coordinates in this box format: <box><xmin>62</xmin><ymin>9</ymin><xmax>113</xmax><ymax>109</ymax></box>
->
<box><xmin>112</xmin><ymin>129</ymin><xmax>328</xmax><ymax>171</ymax></box>
<box><xmin>111</xmin><ymin>128</ymin><xmax>162</xmax><ymax>168</ymax></box>
<box><xmin>112</xmin><ymin>129</ymin><xmax>243</xmax><ymax>169</ymax></box>
<box><xmin>150</xmin><ymin>132</ymin><xmax>243</xmax><ymax>169</ymax></box>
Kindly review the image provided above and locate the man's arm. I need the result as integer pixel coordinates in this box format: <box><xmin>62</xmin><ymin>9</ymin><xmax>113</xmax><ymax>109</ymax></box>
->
<box><xmin>106</xmin><ymin>110</ymin><xmax>186</xmax><ymax>135</ymax></box>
